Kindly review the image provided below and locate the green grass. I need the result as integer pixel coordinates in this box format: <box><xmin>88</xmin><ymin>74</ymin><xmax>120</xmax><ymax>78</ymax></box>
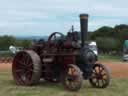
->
<box><xmin>99</xmin><ymin>54</ymin><xmax>122</xmax><ymax>62</ymax></box>
<box><xmin>0</xmin><ymin>71</ymin><xmax>128</xmax><ymax>96</ymax></box>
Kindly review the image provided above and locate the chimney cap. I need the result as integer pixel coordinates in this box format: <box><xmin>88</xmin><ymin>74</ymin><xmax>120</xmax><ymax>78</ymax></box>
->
<box><xmin>80</xmin><ymin>14</ymin><xmax>89</xmax><ymax>19</ymax></box>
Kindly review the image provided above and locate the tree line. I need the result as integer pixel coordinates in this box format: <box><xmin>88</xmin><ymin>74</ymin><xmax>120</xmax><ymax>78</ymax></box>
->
<box><xmin>0</xmin><ymin>36</ymin><xmax>32</xmax><ymax>50</ymax></box>
<box><xmin>89</xmin><ymin>24</ymin><xmax>128</xmax><ymax>54</ymax></box>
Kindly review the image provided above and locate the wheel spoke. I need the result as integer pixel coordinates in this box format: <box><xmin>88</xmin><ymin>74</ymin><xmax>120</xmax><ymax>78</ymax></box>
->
<box><xmin>21</xmin><ymin>55</ymin><xmax>26</xmax><ymax>65</ymax></box>
<box><xmin>103</xmin><ymin>77</ymin><xmax>107</xmax><ymax>81</ymax></box>
<box><xmin>89</xmin><ymin>64</ymin><xmax>110</xmax><ymax>88</ymax></box>
<box><xmin>100</xmin><ymin>80</ymin><xmax>103</xmax><ymax>87</ymax></box>
<box><xmin>102</xmin><ymin>73</ymin><xmax>107</xmax><ymax>76</ymax></box>
<box><xmin>21</xmin><ymin>75</ymin><xmax>26</xmax><ymax>81</ymax></box>
<box><xmin>94</xmin><ymin>68</ymin><xmax>98</xmax><ymax>74</ymax></box>
<box><xmin>102</xmin><ymin>79</ymin><xmax>106</xmax><ymax>85</ymax></box>
<box><xmin>23</xmin><ymin>70</ymin><xmax>32</xmax><ymax>80</ymax></box>
<box><xmin>24</xmin><ymin>54</ymin><xmax>29</xmax><ymax>64</ymax></box>
<box><xmin>74</xmin><ymin>80</ymin><xmax>80</xmax><ymax>87</ymax></box>
<box><xmin>95</xmin><ymin>66</ymin><xmax>100</xmax><ymax>74</ymax></box>
<box><xmin>15</xmin><ymin>59</ymin><xmax>24</xmax><ymax>66</ymax></box>
<box><xmin>99</xmin><ymin>67</ymin><xmax>104</xmax><ymax>73</ymax></box>
<box><xmin>96</xmin><ymin>79</ymin><xmax>100</xmax><ymax>86</ymax></box>
<box><xmin>71</xmin><ymin>82</ymin><xmax>76</xmax><ymax>89</ymax></box>
<box><xmin>26</xmin><ymin>73</ymin><xmax>32</xmax><ymax>80</ymax></box>
<box><xmin>27</xmin><ymin>62</ymin><xmax>33</xmax><ymax>67</ymax></box>
<box><xmin>18</xmin><ymin>63</ymin><xmax>26</xmax><ymax>69</ymax></box>
<box><xmin>63</xmin><ymin>65</ymin><xmax>82</xmax><ymax>91</ymax></box>
<box><xmin>91</xmin><ymin>75</ymin><xmax>97</xmax><ymax>79</ymax></box>
<box><xmin>25</xmin><ymin>55</ymin><xmax>32</xmax><ymax>66</ymax></box>
<box><xmin>28</xmin><ymin>68</ymin><xmax>33</xmax><ymax>72</ymax></box>
<box><xmin>98</xmin><ymin>66</ymin><xmax>100</xmax><ymax>72</ymax></box>
<box><xmin>15</xmin><ymin>69</ymin><xmax>23</xmax><ymax>73</ymax></box>
<box><xmin>65</xmin><ymin>78</ymin><xmax>70</xmax><ymax>85</ymax></box>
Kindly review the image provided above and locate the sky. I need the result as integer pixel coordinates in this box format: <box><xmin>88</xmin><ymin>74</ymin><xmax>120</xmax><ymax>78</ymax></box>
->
<box><xmin>0</xmin><ymin>0</ymin><xmax>128</xmax><ymax>36</ymax></box>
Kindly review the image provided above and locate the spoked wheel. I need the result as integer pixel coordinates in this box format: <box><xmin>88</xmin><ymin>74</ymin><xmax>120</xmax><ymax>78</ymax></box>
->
<box><xmin>12</xmin><ymin>50</ymin><xmax>41</xmax><ymax>85</ymax></box>
<box><xmin>62</xmin><ymin>64</ymin><xmax>83</xmax><ymax>91</ymax></box>
<box><xmin>89</xmin><ymin>64</ymin><xmax>110</xmax><ymax>88</ymax></box>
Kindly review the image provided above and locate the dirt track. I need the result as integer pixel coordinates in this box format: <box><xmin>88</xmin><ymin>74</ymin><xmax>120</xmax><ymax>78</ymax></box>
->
<box><xmin>0</xmin><ymin>63</ymin><xmax>11</xmax><ymax>71</ymax></box>
<box><xmin>99</xmin><ymin>61</ymin><xmax>128</xmax><ymax>78</ymax></box>
<box><xmin>0</xmin><ymin>61</ymin><xmax>128</xmax><ymax>78</ymax></box>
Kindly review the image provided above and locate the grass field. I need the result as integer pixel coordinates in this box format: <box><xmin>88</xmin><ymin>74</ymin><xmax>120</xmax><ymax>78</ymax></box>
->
<box><xmin>0</xmin><ymin>71</ymin><xmax>128</xmax><ymax>96</ymax></box>
<box><xmin>99</xmin><ymin>54</ymin><xmax>122</xmax><ymax>62</ymax></box>
<box><xmin>0</xmin><ymin>54</ymin><xmax>127</xmax><ymax>96</ymax></box>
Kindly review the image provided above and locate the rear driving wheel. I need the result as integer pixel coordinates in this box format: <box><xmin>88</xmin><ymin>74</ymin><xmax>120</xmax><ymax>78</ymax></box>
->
<box><xmin>89</xmin><ymin>64</ymin><xmax>110</xmax><ymax>88</ymax></box>
<box><xmin>62</xmin><ymin>64</ymin><xmax>83</xmax><ymax>91</ymax></box>
<box><xmin>12</xmin><ymin>50</ymin><xmax>41</xmax><ymax>85</ymax></box>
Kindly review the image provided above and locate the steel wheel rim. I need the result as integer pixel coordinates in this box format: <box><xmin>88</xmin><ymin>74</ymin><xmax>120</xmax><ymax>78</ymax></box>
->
<box><xmin>12</xmin><ymin>51</ymin><xmax>33</xmax><ymax>85</ymax></box>
<box><xmin>64</xmin><ymin>66</ymin><xmax>82</xmax><ymax>90</ymax></box>
<box><xmin>91</xmin><ymin>64</ymin><xmax>109</xmax><ymax>88</ymax></box>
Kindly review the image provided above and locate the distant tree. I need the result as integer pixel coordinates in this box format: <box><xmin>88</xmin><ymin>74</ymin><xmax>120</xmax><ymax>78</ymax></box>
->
<box><xmin>0</xmin><ymin>35</ymin><xmax>16</xmax><ymax>50</ymax></box>
<box><xmin>90</xmin><ymin>25</ymin><xmax>128</xmax><ymax>53</ymax></box>
<box><xmin>21</xmin><ymin>40</ymin><xmax>32</xmax><ymax>48</ymax></box>
<box><xmin>96</xmin><ymin>37</ymin><xmax>120</xmax><ymax>53</ymax></box>
<box><xmin>114</xmin><ymin>24</ymin><xmax>128</xmax><ymax>32</ymax></box>
<box><xmin>113</xmin><ymin>25</ymin><xmax>128</xmax><ymax>50</ymax></box>
<box><xmin>91</xmin><ymin>26</ymin><xmax>114</xmax><ymax>40</ymax></box>
<box><xmin>0</xmin><ymin>35</ymin><xmax>32</xmax><ymax>50</ymax></box>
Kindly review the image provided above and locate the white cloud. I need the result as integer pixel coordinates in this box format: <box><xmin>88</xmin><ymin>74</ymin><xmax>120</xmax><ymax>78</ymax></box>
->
<box><xmin>0</xmin><ymin>0</ymin><xmax>128</xmax><ymax>36</ymax></box>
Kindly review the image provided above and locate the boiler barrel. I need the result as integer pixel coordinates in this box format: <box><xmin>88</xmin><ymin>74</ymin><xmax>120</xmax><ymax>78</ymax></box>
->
<box><xmin>79</xmin><ymin>14</ymin><xmax>89</xmax><ymax>47</ymax></box>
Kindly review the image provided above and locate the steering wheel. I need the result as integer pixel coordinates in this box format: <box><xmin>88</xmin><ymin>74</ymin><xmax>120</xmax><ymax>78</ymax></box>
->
<box><xmin>48</xmin><ymin>32</ymin><xmax>65</xmax><ymax>42</ymax></box>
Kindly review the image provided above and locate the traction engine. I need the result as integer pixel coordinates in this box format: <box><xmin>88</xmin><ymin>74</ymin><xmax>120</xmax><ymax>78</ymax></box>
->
<box><xmin>12</xmin><ymin>14</ymin><xmax>110</xmax><ymax>91</ymax></box>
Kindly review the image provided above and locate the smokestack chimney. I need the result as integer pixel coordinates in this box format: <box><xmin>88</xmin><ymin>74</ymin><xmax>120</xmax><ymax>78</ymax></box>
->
<box><xmin>79</xmin><ymin>14</ymin><xmax>89</xmax><ymax>47</ymax></box>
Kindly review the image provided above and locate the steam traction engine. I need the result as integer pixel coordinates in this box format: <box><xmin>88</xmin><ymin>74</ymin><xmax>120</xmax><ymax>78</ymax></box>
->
<box><xmin>12</xmin><ymin>14</ymin><xmax>110</xmax><ymax>91</ymax></box>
